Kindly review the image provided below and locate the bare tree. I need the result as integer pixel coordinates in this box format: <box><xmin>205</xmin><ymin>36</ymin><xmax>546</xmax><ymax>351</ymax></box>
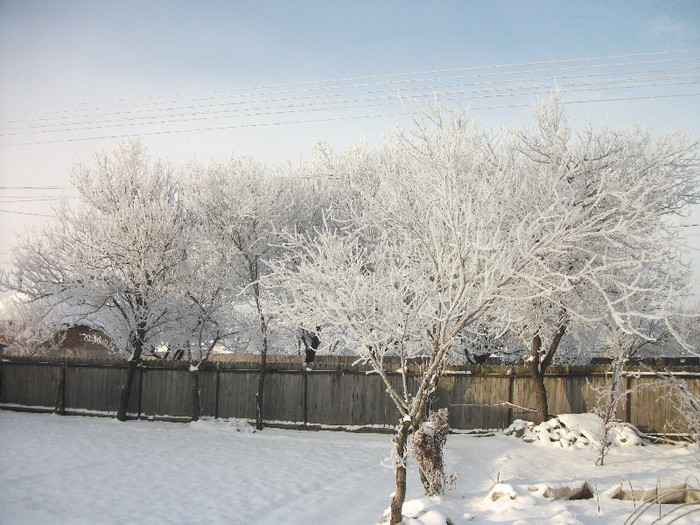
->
<box><xmin>161</xmin><ymin>229</ymin><xmax>242</xmax><ymax>421</ymax></box>
<box><xmin>590</xmin><ymin>328</ymin><xmax>639</xmax><ymax>466</ymax></box>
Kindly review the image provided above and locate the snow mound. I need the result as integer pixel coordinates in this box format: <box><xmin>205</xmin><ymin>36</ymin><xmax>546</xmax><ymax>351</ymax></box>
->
<box><xmin>504</xmin><ymin>414</ymin><xmax>646</xmax><ymax>448</ymax></box>
<box><xmin>486</xmin><ymin>482</ymin><xmax>521</xmax><ymax>502</ymax></box>
<box><xmin>189</xmin><ymin>417</ymin><xmax>256</xmax><ymax>433</ymax></box>
<box><xmin>379</xmin><ymin>497</ymin><xmax>454</xmax><ymax>525</ymax></box>
<box><xmin>481</xmin><ymin>481</ymin><xmax>591</xmax><ymax>525</ymax></box>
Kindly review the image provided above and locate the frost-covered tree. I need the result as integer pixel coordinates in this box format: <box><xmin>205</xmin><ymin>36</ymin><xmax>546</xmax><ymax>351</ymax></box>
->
<box><xmin>657</xmin><ymin>371</ymin><xmax>700</xmax><ymax>446</ymax></box>
<box><xmin>270</xmin><ymin>97</ymin><xmax>699</xmax><ymax>522</ymax></box>
<box><xmin>189</xmin><ymin>156</ymin><xmax>327</xmax><ymax>430</ymax></box>
<box><xmin>268</xmin><ymin>102</ymin><xmax>596</xmax><ymax>524</ymax></box>
<box><xmin>590</xmin><ymin>327</ymin><xmax>639</xmax><ymax>466</ymax></box>
<box><xmin>504</xmin><ymin>97</ymin><xmax>699</xmax><ymax>423</ymax></box>
<box><xmin>159</xmin><ymin>202</ymin><xmax>242</xmax><ymax>420</ymax></box>
<box><xmin>0</xmin><ymin>294</ymin><xmax>65</xmax><ymax>356</ymax></box>
<box><xmin>2</xmin><ymin>140</ymin><xmax>190</xmax><ymax>421</ymax></box>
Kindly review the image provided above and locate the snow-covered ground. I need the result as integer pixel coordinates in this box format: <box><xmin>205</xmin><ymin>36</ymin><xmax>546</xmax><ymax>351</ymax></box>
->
<box><xmin>0</xmin><ymin>410</ymin><xmax>697</xmax><ymax>524</ymax></box>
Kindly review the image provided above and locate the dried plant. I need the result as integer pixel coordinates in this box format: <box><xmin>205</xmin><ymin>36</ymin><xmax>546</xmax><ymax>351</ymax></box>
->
<box><xmin>410</xmin><ymin>409</ymin><xmax>457</xmax><ymax>496</ymax></box>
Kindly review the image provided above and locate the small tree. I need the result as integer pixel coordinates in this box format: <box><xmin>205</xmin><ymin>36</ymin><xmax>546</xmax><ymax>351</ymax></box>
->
<box><xmin>163</xmin><ymin>246</ymin><xmax>241</xmax><ymax>421</ymax></box>
<box><xmin>591</xmin><ymin>329</ymin><xmax>638</xmax><ymax>466</ymax></box>
<box><xmin>658</xmin><ymin>372</ymin><xmax>700</xmax><ymax>446</ymax></box>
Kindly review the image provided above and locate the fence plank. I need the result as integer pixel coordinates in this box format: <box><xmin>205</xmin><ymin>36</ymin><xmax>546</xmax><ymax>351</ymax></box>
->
<box><xmin>1</xmin><ymin>357</ymin><xmax>697</xmax><ymax>433</ymax></box>
<box><xmin>64</xmin><ymin>363</ymin><xmax>123</xmax><ymax>414</ymax></box>
<box><xmin>1</xmin><ymin>361</ymin><xmax>58</xmax><ymax>409</ymax></box>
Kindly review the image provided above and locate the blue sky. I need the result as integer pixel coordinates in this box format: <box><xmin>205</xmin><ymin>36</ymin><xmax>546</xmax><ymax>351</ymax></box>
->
<box><xmin>0</xmin><ymin>0</ymin><xmax>699</xmax><ymax>281</ymax></box>
<box><xmin>1</xmin><ymin>1</ymin><xmax>698</xmax><ymax>154</ymax></box>
<box><xmin>2</xmin><ymin>1</ymin><xmax>698</xmax><ymax>96</ymax></box>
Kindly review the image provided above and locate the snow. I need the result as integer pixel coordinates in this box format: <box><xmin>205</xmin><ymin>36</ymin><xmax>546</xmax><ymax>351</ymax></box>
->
<box><xmin>1</xmin><ymin>410</ymin><xmax>698</xmax><ymax>524</ymax></box>
<box><xmin>504</xmin><ymin>414</ymin><xmax>647</xmax><ymax>449</ymax></box>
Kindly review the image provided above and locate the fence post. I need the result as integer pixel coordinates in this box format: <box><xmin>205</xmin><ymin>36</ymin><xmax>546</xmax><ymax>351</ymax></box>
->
<box><xmin>137</xmin><ymin>364</ymin><xmax>144</xmax><ymax>420</ymax></box>
<box><xmin>624</xmin><ymin>373</ymin><xmax>632</xmax><ymax>424</ymax></box>
<box><xmin>303</xmin><ymin>368</ymin><xmax>309</xmax><ymax>427</ymax></box>
<box><xmin>505</xmin><ymin>366</ymin><xmax>514</xmax><ymax>425</ymax></box>
<box><xmin>214</xmin><ymin>362</ymin><xmax>220</xmax><ymax>420</ymax></box>
<box><xmin>54</xmin><ymin>358</ymin><xmax>66</xmax><ymax>415</ymax></box>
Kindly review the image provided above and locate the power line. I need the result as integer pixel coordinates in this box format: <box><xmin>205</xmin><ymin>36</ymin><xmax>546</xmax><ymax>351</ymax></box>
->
<box><xmin>0</xmin><ymin>186</ymin><xmax>72</xmax><ymax>190</ymax></box>
<box><xmin>2</xmin><ymin>75</ymin><xmax>698</xmax><ymax>139</ymax></box>
<box><xmin>3</xmin><ymin>90</ymin><xmax>699</xmax><ymax>147</ymax></box>
<box><xmin>1</xmin><ymin>50</ymin><xmax>698</xmax><ymax>147</ymax></box>
<box><xmin>0</xmin><ymin>197</ymin><xmax>76</xmax><ymax>203</ymax></box>
<box><xmin>4</xmin><ymin>67</ymin><xmax>699</xmax><ymax>133</ymax></box>
<box><xmin>3</xmin><ymin>48</ymin><xmax>697</xmax><ymax>116</ymax></box>
<box><xmin>4</xmin><ymin>55</ymin><xmax>699</xmax><ymax>129</ymax></box>
<box><xmin>0</xmin><ymin>209</ymin><xmax>53</xmax><ymax>217</ymax></box>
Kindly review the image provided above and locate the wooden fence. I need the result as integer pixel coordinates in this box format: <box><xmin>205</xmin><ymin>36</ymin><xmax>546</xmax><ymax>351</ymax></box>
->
<box><xmin>0</xmin><ymin>356</ymin><xmax>697</xmax><ymax>433</ymax></box>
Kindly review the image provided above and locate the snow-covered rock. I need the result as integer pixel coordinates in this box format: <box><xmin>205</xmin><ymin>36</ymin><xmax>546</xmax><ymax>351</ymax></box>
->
<box><xmin>504</xmin><ymin>414</ymin><xmax>646</xmax><ymax>448</ymax></box>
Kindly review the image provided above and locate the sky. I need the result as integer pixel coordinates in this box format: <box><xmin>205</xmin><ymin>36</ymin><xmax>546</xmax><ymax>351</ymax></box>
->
<box><xmin>0</xmin><ymin>0</ymin><xmax>699</xmax><ymax>288</ymax></box>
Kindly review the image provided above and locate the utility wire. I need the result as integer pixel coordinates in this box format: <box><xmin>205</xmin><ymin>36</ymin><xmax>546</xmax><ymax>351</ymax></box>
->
<box><xmin>3</xmin><ymin>90</ymin><xmax>699</xmax><ymax>147</ymax></box>
<box><xmin>3</xmin><ymin>48</ymin><xmax>697</xmax><ymax>116</ymax></box>
<box><xmin>1</xmin><ymin>49</ymin><xmax>698</xmax><ymax>146</ymax></box>
<box><xmin>4</xmin><ymin>56</ymin><xmax>699</xmax><ymax>126</ymax></box>
<box><xmin>0</xmin><ymin>209</ymin><xmax>53</xmax><ymax>217</ymax></box>
<box><xmin>0</xmin><ymin>186</ymin><xmax>72</xmax><ymax>190</ymax></box>
<box><xmin>0</xmin><ymin>197</ymin><xmax>76</xmax><ymax>203</ymax></box>
<box><xmin>2</xmin><ymin>76</ymin><xmax>698</xmax><ymax>139</ymax></box>
<box><xmin>5</xmin><ymin>67</ymin><xmax>700</xmax><ymax>132</ymax></box>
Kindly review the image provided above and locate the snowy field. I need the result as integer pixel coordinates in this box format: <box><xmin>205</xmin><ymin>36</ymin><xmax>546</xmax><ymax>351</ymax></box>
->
<box><xmin>0</xmin><ymin>410</ymin><xmax>698</xmax><ymax>524</ymax></box>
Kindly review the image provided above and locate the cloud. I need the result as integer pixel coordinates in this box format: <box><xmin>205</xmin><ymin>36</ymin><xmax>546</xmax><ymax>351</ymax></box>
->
<box><xmin>649</xmin><ymin>13</ymin><xmax>698</xmax><ymax>39</ymax></box>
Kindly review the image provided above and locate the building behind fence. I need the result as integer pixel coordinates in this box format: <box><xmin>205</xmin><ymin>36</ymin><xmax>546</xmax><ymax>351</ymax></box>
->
<box><xmin>0</xmin><ymin>355</ymin><xmax>697</xmax><ymax>434</ymax></box>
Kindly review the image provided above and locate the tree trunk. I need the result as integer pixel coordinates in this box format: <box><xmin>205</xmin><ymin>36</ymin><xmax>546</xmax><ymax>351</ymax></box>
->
<box><xmin>529</xmin><ymin>360</ymin><xmax>549</xmax><ymax>424</ymax></box>
<box><xmin>527</xmin><ymin>321</ymin><xmax>566</xmax><ymax>424</ymax></box>
<box><xmin>527</xmin><ymin>334</ymin><xmax>549</xmax><ymax>424</ymax></box>
<box><xmin>117</xmin><ymin>356</ymin><xmax>140</xmax><ymax>421</ymax></box>
<box><xmin>249</xmin><ymin>272</ymin><xmax>269</xmax><ymax>432</ymax></box>
<box><xmin>191</xmin><ymin>368</ymin><xmax>201</xmax><ymax>422</ymax></box>
<box><xmin>117</xmin><ymin>338</ymin><xmax>143</xmax><ymax>422</ymax></box>
<box><xmin>389</xmin><ymin>421</ymin><xmax>411</xmax><ymax>525</ymax></box>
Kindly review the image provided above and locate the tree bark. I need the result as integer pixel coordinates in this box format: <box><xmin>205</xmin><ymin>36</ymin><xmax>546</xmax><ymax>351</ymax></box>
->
<box><xmin>528</xmin><ymin>354</ymin><xmax>549</xmax><ymax>424</ymax></box>
<box><xmin>117</xmin><ymin>335</ymin><xmax>144</xmax><ymax>422</ymax></box>
<box><xmin>389</xmin><ymin>421</ymin><xmax>411</xmax><ymax>525</ymax></box>
<box><xmin>54</xmin><ymin>359</ymin><xmax>66</xmax><ymax>415</ymax></box>
<box><xmin>191</xmin><ymin>368</ymin><xmax>201</xmax><ymax>422</ymax></box>
<box><xmin>527</xmin><ymin>320</ymin><xmax>567</xmax><ymax>424</ymax></box>
<box><xmin>249</xmin><ymin>263</ymin><xmax>269</xmax><ymax>432</ymax></box>
<box><xmin>117</xmin><ymin>355</ymin><xmax>140</xmax><ymax>421</ymax></box>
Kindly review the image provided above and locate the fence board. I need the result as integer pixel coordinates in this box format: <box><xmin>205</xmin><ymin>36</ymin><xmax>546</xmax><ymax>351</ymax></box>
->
<box><xmin>1</xmin><ymin>361</ymin><xmax>58</xmax><ymax>409</ymax></box>
<box><xmin>216</xmin><ymin>370</ymin><xmax>257</xmax><ymax>419</ymax></box>
<box><xmin>140</xmin><ymin>367</ymin><xmax>193</xmax><ymax>418</ymax></box>
<box><xmin>64</xmin><ymin>363</ymin><xmax>123</xmax><ymax>413</ymax></box>
<box><xmin>264</xmin><ymin>371</ymin><xmax>305</xmax><ymax>423</ymax></box>
<box><xmin>434</xmin><ymin>375</ymin><xmax>497</xmax><ymax>429</ymax></box>
<box><xmin>1</xmin><ymin>357</ymin><xmax>697</xmax><ymax>433</ymax></box>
